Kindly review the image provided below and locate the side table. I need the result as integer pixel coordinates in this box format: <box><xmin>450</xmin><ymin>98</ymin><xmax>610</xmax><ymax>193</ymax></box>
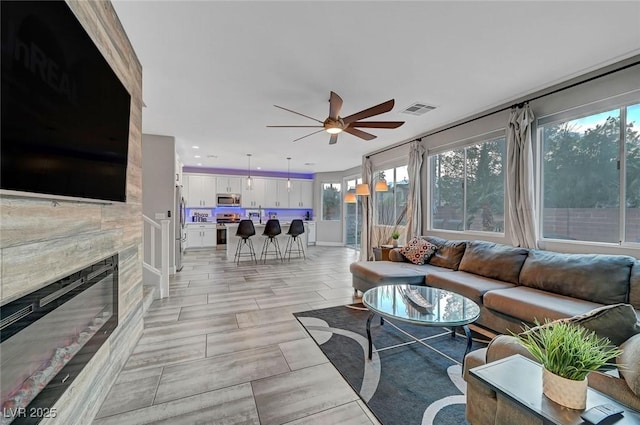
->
<box><xmin>470</xmin><ymin>354</ymin><xmax>640</xmax><ymax>425</ymax></box>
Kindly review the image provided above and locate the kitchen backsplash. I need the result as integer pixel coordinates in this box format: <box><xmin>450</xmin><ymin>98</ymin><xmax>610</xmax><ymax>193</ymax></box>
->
<box><xmin>186</xmin><ymin>207</ymin><xmax>313</xmax><ymax>223</ymax></box>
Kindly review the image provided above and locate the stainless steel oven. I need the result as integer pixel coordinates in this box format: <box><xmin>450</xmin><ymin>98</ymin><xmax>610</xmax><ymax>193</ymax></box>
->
<box><xmin>215</xmin><ymin>213</ymin><xmax>240</xmax><ymax>248</ymax></box>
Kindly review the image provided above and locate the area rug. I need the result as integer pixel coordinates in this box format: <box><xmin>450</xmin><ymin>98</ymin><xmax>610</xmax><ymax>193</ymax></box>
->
<box><xmin>294</xmin><ymin>305</ymin><xmax>488</xmax><ymax>425</ymax></box>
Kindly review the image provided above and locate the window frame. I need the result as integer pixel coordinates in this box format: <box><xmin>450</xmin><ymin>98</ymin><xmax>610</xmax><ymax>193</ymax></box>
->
<box><xmin>319</xmin><ymin>182</ymin><xmax>342</xmax><ymax>221</ymax></box>
<box><xmin>428</xmin><ymin>133</ymin><xmax>507</xmax><ymax>236</ymax></box>
<box><xmin>536</xmin><ymin>99</ymin><xmax>640</xmax><ymax>247</ymax></box>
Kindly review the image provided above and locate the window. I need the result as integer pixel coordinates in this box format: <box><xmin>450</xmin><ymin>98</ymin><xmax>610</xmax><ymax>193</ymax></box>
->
<box><xmin>321</xmin><ymin>183</ymin><xmax>341</xmax><ymax>221</ymax></box>
<box><xmin>431</xmin><ymin>137</ymin><xmax>506</xmax><ymax>232</ymax></box>
<box><xmin>374</xmin><ymin>166</ymin><xmax>409</xmax><ymax>226</ymax></box>
<box><xmin>344</xmin><ymin>178</ymin><xmax>363</xmax><ymax>249</ymax></box>
<box><xmin>541</xmin><ymin>102</ymin><xmax>640</xmax><ymax>244</ymax></box>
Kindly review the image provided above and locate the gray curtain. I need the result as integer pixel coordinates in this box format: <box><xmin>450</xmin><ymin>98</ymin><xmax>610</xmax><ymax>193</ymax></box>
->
<box><xmin>405</xmin><ymin>141</ymin><xmax>426</xmax><ymax>240</ymax></box>
<box><xmin>360</xmin><ymin>158</ymin><xmax>374</xmax><ymax>261</ymax></box>
<box><xmin>507</xmin><ymin>104</ymin><xmax>538</xmax><ymax>248</ymax></box>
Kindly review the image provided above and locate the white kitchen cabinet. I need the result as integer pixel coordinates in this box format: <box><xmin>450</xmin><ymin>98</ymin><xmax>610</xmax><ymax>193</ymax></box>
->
<box><xmin>216</xmin><ymin>176</ymin><xmax>243</xmax><ymax>194</ymax></box>
<box><xmin>175</xmin><ymin>157</ymin><xmax>183</xmax><ymax>186</ymax></box>
<box><xmin>305</xmin><ymin>222</ymin><xmax>316</xmax><ymax>245</ymax></box>
<box><xmin>263</xmin><ymin>179</ymin><xmax>289</xmax><ymax>208</ymax></box>
<box><xmin>186</xmin><ymin>224</ymin><xmax>216</xmax><ymax>248</ymax></box>
<box><xmin>289</xmin><ymin>179</ymin><xmax>313</xmax><ymax>208</ymax></box>
<box><xmin>185</xmin><ymin>174</ymin><xmax>216</xmax><ymax>207</ymax></box>
<box><xmin>241</xmin><ymin>177</ymin><xmax>266</xmax><ymax>208</ymax></box>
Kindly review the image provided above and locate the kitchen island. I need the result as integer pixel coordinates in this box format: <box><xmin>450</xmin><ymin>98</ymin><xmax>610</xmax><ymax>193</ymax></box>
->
<box><xmin>225</xmin><ymin>221</ymin><xmax>313</xmax><ymax>260</ymax></box>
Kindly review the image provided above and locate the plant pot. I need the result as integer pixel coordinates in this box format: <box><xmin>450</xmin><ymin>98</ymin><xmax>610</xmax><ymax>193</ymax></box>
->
<box><xmin>542</xmin><ymin>367</ymin><xmax>587</xmax><ymax>409</ymax></box>
<box><xmin>392</xmin><ymin>239</ymin><xmax>398</xmax><ymax>247</ymax></box>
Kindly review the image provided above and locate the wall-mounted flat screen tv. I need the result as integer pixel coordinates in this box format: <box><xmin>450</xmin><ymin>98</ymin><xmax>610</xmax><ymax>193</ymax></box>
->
<box><xmin>1</xmin><ymin>0</ymin><xmax>131</xmax><ymax>203</ymax></box>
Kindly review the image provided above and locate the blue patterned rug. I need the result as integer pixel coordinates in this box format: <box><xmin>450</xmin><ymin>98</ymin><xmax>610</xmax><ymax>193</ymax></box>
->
<box><xmin>294</xmin><ymin>304</ymin><xmax>488</xmax><ymax>425</ymax></box>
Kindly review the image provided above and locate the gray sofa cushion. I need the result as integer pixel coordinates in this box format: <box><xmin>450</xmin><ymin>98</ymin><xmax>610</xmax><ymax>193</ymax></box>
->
<box><xmin>349</xmin><ymin>261</ymin><xmax>451</xmax><ymax>285</ymax></box>
<box><xmin>567</xmin><ymin>303</ymin><xmax>640</xmax><ymax>346</ymax></box>
<box><xmin>424</xmin><ymin>236</ymin><xmax>467</xmax><ymax>270</ymax></box>
<box><xmin>618</xmin><ymin>333</ymin><xmax>640</xmax><ymax>397</ymax></box>
<box><xmin>426</xmin><ymin>270</ymin><xmax>515</xmax><ymax>307</ymax></box>
<box><xmin>631</xmin><ymin>261</ymin><xmax>640</xmax><ymax>310</ymax></box>
<box><xmin>483</xmin><ymin>286</ymin><xmax>602</xmax><ymax>325</ymax></box>
<box><xmin>458</xmin><ymin>241</ymin><xmax>528</xmax><ymax>284</ymax></box>
<box><xmin>519</xmin><ymin>250</ymin><xmax>635</xmax><ymax>304</ymax></box>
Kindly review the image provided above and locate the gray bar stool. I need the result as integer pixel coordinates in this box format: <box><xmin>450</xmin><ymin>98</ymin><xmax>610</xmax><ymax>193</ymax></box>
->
<box><xmin>234</xmin><ymin>219</ymin><xmax>257</xmax><ymax>264</ymax></box>
<box><xmin>260</xmin><ymin>219</ymin><xmax>283</xmax><ymax>263</ymax></box>
<box><xmin>284</xmin><ymin>219</ymin><xmax>306</xmax><ymax>260</ymax></box>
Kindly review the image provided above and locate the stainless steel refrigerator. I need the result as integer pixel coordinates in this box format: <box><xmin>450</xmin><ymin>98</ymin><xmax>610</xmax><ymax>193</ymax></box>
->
<box><xmin>175</xmin><ymin>185</ymin><xmax>185</xmax><ymax>272</ymax></box>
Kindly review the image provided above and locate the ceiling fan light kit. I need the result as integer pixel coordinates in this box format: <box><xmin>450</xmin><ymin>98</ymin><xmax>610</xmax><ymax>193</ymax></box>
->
<box><xmin>268</xmin><ymin>91</ymin><xmax>405</xmax><ymax>145</ymax></box>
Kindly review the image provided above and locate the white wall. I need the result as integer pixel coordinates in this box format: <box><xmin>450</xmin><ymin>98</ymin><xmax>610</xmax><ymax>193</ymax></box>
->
<box><xmin>142</xmin><ymin>134</ymin><xmax>177</xmax><ymax>269</ymax></box>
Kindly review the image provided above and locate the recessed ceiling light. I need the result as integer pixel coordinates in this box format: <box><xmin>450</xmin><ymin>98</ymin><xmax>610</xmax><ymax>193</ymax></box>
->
<box><xmin>304</xmin><ymin>162</ymin><xmax>315</xmax><ymax>166</ymax></box>
<box><xmin>197</xmin><ymin>163</ymin><xmax>202</xmax><ymax>166</ymax></box>
<box><xmin>194</xmin><ymin>155</ymin><xmax>201</xmax><ymax>158</ymax></box>
<box><xmin>207</xmin><ymin>155</ymin><xmax>218</xmax><ymax>158</ymax></box>
<box><xmin>257</xmin><ymin>167</ymin><xmax>262</xmax><ymax>170</ymax></box>
<box><xmin>192</xmin><ymin>145</ymin><xmax>200</xmax><ymax>149</ymax></box>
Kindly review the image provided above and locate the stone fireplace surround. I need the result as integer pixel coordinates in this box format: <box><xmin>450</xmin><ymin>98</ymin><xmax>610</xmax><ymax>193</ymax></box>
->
<box><xmin>1</xmin><ymin>256</ymin><xmax>119</xmax><ymax>425</ymax></box>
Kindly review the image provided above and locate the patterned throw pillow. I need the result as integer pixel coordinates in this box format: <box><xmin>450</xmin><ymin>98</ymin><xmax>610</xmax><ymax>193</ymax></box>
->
<box><xmin>400</xmin><ymin>237</ymin><xmax>438</xmax><ymax>265</ymax></box>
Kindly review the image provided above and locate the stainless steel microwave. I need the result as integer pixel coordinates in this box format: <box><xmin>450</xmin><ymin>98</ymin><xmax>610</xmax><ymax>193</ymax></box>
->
<box><xmin>217</xmin><ymin>193</ymin><xmax>241</xmax><ymax>206</ymax></box>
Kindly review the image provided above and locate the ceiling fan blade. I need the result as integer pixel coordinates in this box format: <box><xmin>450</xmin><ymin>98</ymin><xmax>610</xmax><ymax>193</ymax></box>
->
<box><xmin>267</xmin><ymin>125</ymin><xmax>323</xmax><ymax>128</ymax></box>
<box><xmin>274</xmin><ymin>105</ymin><xmax>323</xmax><ymax>123</ymax></box>
<box><xmin>342</xmin><ymin>99</ymin><xmax>395</xmax><ymax>124</ymax></box>
<box><xmin>344</xmin><ymin>127</ymin><xmax>377</xmax><ymax>141</ymax></box>
<box><xmin>292</xmin><ymin>129</ymin><xmax>325</xmax><ymax>142</ymax></box>
<box><xmin>329</xmin><ymin>91</ymin><xmax>343</xmax><ymax>120</ymax></box>
<box><xmin>329</xmin><ymin>134</ymin><xmax>338</xmax><ymax>145</ymax></box>
<box><xmin>349</xmin><ymin>121</ymin><xmax>405</xmax><ymax>129</ymax></box>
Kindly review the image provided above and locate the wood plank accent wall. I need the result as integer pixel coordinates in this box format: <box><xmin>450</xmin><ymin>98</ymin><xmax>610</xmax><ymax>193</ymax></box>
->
<box><xmin>0</xmin><ymin>1</ymin><xmax>144</xmax><ymax>423</ymax></box>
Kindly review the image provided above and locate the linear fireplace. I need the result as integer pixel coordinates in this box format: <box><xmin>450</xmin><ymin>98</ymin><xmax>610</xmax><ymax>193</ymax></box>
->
<box><xmin>1</xmin><ymin>255</ymin><xmax>119</xmax><ymax>425</ymax></box>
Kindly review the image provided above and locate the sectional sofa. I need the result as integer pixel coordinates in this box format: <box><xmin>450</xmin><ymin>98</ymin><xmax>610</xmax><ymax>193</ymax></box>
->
<box><xmin>350</xmin><ymin>236</ymin><xmax>640</xmax><ymax>334</ymax></box>
<box><xmin>349</xmin><ymin>236</ymin><xmax>640</xmax><ymax>421</ymax></box>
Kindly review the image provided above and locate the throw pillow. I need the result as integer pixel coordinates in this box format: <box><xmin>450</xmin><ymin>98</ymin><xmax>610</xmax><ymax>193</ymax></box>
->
<box><xmin>617</xmin><ymin>333</ymin><xmax>640</xmax><ymax>397</ymax></box>
<box><xmin>566</xmin><ymin>303</ymin><xmax>640</xmax><ymax>346</ymax></box>
<box><xmin>400</xmin><ymin>237</ymin><xmax>437</xmax><ymax>265</ymax></box>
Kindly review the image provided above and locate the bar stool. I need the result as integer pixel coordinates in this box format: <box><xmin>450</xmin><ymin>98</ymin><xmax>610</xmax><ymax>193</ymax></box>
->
<box><xmin>234</xmin><ymin>220</ymin><xmax>257</xmax><ymax>264</ymax></box>
<box><xmin>260</xmin><ymin>219</ymin><xmax>283</xmax><ymax>263</ymax></box>
<box><xmin>284</xmin><ymin>219</ymin><xmax>306</xmax><ymax>260</ymax></box>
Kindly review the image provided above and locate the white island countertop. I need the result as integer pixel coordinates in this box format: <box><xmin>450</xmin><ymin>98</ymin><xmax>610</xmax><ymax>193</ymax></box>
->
<box><xmin>225</xmin><ymin>221</ymin><xmax>314</xmax><ymax>260</ymax></box>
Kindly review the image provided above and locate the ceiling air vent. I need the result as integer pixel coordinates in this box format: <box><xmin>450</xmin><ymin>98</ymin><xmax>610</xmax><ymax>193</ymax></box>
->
<box><xmin>401</xmin><ymin>102</ymin><xmax>436</xmax><ymax>116</ymax></box>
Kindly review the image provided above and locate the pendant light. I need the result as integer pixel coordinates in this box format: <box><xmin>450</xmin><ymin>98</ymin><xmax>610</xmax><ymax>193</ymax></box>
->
<box><xmin>286</xmin><ymin>157</ymin><xmax>291</xmax><ymax>191</ymax></box>
<box><xmin>246</xmin><ymin>153</ymin><xmax>252</xmax><ymax>189</ymax></box>
<box><xmin>344</xmin><ymin>192</ymin><xmax>357</xmax><ymax>203</ymax></box>
<box><xmin>355</xmin><ymin>183</ymin><xmax>371</xmax><ymax>196</ymax></box>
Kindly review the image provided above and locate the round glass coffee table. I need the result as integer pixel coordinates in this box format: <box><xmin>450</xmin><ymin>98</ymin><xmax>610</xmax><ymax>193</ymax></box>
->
<box><xmin>362</xmin><ymin>284</ymin><xmax>480</xmax><ymax>366</ymax></box>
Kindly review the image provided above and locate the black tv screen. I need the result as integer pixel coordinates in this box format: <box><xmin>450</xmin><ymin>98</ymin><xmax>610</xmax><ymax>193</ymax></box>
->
<box><xmin>1</xmin><ymin>0</ymin><xmax>131</xmax><ymax>203</ymax></box>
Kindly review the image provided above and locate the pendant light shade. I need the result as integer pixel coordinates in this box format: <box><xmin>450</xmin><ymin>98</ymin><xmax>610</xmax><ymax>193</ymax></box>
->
<box><xmin>355</xmin><ymin>183</ymin><xmax>371</xmax><ymax>196</ymax></box>
<box><xmin>375</xmin><ymin>179</ymin><xmax>389</xmax><ymax>192</ymax></box>
<box><xmin>344</xmin><ymin>192</ymin><xmax>357</xmax><ymax>203</ymax></box>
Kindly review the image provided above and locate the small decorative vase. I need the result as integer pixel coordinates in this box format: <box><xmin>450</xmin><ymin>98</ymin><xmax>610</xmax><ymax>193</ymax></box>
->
<box><xmin>542</xmin><ymin>367</ymin><xmax>587</xmax><ymax>409</ymax></box>
<box><xmin>392</xmin><ymin>239</ymin><xmax>398</xmax><ymax>247</ymax></box>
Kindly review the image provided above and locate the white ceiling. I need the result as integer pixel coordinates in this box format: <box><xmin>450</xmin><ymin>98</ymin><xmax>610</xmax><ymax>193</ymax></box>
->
<box><xmin>111</xmin><ymin>1</ymin><xmax>640</xmax><ymax>174</ymax></box>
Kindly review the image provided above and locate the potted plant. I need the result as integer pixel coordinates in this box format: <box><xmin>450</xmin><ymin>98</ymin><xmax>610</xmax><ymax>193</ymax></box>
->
<box><xmin>515</xmin><ymin>321</ymin><xmax>622</xmax><ymax>409</ymax></box>
<box><xmin>391</xmin><ymin>231</ymin><xmax>400</xmax><ymax>247</ymax></box>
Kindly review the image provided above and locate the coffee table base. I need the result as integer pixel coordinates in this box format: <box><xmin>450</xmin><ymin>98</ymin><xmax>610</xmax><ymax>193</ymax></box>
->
<box><xmin>366</xmin><ymin>312</ymin><xmax>473</xmax><ymax>368</ymax></box>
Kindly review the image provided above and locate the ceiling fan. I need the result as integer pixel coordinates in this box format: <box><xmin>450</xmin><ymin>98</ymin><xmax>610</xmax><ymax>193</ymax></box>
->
<box><xmin>267</xmin><ymin>91</ymin><xmax>405</xmax><ymax>145</ymax></box>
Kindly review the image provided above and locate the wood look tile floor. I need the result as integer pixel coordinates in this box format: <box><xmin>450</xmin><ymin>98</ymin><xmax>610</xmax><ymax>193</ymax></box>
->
<box><xmin>93</xmin><ymin>246</ymin><xmax>381</xmax><ymax>425</ymax></box>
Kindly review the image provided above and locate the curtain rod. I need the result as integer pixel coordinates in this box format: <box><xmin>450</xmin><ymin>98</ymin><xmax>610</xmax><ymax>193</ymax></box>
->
<box><xmin>367</xmin><ymin>58</ymin><xmax>640</xmax><ymax>159</ymax></box>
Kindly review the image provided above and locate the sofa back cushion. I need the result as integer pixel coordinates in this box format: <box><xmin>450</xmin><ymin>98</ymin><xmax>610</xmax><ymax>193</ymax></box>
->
<box><xmin>458</xmin><ymin>241</ymin><xmax>529</xmax><ymax>284</ymax></box>
<box><xmin>423</xmin><ymin>236</ymin><xmax>467</xmax><ymax>270</ymax></box>
<box><xmin>630</xmin><ymin>261</ymin><xmax>640</xmax><ymax>310</ymax></box>
<box><xmin>519</xmin><ymin>250</ymin><xmax>635</xmax><ymax>304</ymax></box>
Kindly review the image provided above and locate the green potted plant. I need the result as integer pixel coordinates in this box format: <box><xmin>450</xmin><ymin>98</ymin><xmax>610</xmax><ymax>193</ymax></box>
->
<box><xmin>515</xmin><ymin>321</ymin><xmax>622</xmax><ymax>409</ymax></box>
<box><xmin>391</xmin><ymin>230</ymin><xmax>400</xmax><ymax>247</ymax></box>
